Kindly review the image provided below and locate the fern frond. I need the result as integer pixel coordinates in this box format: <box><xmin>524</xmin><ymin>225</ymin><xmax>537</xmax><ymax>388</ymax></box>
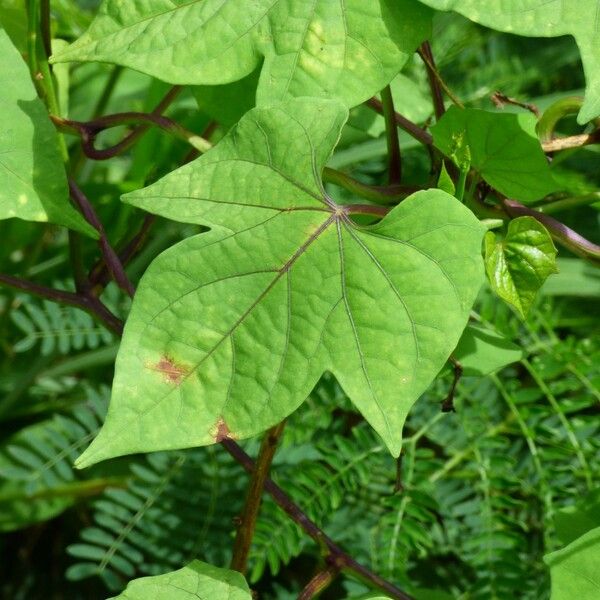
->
<box><xmin>66</xmin><ymin>447</ymin><xmax>243</xmax><ymax>591</ymax></box>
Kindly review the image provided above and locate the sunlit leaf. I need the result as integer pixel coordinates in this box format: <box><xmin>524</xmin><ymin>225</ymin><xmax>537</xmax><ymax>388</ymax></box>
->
<box><xmin>51</xmin><ymin>0</ymin><xmax>432</xmax><ymax>108</ymax></box>
<box><xmin>0</xmin><ymin>28</ymin><xmax>96</xmax><ymax>236</ymax></box>
<box><xmin>110</xmin><ymin>560</ymin><xmax>252</xmax><ymax>600</ymax></box>
<box><xmin>417</xmin><ymin>0</ymin><xmax>600</xmax><ymax>123</ymax></box>
<box><xmin>76</xmin><ymin>98</ymin><xmax>484</xmax><ymax>467</ymax></box>
<box><xmin>484</xmin><ymin>216</ymin><xmax>558</xmax><ymax>318</ymax></box>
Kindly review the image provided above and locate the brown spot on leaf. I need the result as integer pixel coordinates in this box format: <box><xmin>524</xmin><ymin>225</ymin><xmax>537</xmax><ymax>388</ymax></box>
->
<box><xmin>149</xmin><ymin>355</ymin><xmax>188</xmax><ymax>385</ymax></box>
<box><xmin>212</xmin><ymin>417</ymin><xmax>233</xmax><ymax>442</ymax></box>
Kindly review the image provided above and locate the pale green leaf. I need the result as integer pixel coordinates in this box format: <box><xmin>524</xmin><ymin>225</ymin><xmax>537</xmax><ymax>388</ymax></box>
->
<box><xmin>453</xmin><ymin>323</ymin><xmax>522</xmax><ymax>376</ymax></box>
<box><xmin>417</xmin><ymin>0</ymin><xmax>600</xmax><ymax>124</ymax></box>
<box><xmin>76</xmin><ymin>98</ymin><xmax>484</xmax><ymax>467</ymax></box>
<box><xmin>109</xmin><ymin>560</ymin><xmax>252</xmax><ymax>600</ymax></box>
<box><xmin>484</xmin><ymin>216</ymin><xmax>558</xmax><ymax>318</ymax></box>
<box><xmin>431</xmin><ymin>106</ymin><xmax>557</xmax><ymax>202</ymax></box>
<box><xmin>0</xmin><ymin>29</ymin><xmax>96</xmax><ymax>236</ymax></box>
<box><xmin>51</xmin><ymin>0</ymin><xmax>432</xmax><ymax>108</ymax></box>
<box><xmin>436</xmin><ymin>162</ymin><xmax>455</xmax><ymax>197</ymax></box>
<box><xmin>544</xmin><ymin>526</ymin><xmax>600</xmax><ymax>600</ymax></box>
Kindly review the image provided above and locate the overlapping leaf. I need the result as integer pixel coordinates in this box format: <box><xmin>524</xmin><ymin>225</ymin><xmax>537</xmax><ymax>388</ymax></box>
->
<box><xmin>110</xmin><ymin>560</ymin><xmax>251</xmax><ymax>600</ymax></box>
<box><xmin>484</xmin><ymin>216</ymin><xmax>557</xmax><ymax>317</ymax></box>
<box><xmin>51</xmin><ymin>0</ymin><xmax>432</xmax><ymax>108</ymax></box>
<box><xmin>0</xmin><ymin>29</ymin><xmax>96</xmax><ymax>236</ymax></box>
<box><xmin>76</xmin><ymin>98</ymin><xmax>484</xmax><ymax>468</ymax></box>
<box><xmin>417</xmin><ymin>0</ymin><xmax>600</xmax><ymax>123</ymax></box>
<box><xmin>431</xmin><ymin>106</ymin><xmax>557</xmax><ymax>202</ymax></box>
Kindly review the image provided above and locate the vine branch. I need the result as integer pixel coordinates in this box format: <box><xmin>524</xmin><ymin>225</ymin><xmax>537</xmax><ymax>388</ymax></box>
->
<box><xmin>221</xmin><ymin>439</ymin><xmax>415</xmax><ymax>600</ymax></box>
<box><xmin>367</xmin><ymin>97</ymin><xmax>433</xmax><ymax>146</ymax></box>
<box><xmin>68</xmin><ymin>179</ymin><xmax>135</xmax><ymax>297</ymax></box>
<box><xmin>381</xmin><ymin>85</ymin><xmax>402</xmax><ymax>183</ymax></box>
<box><xmin>0</xmin><ymin>274</ymin><xmax>123</xmax><ymax>335</ymax></box>
<box><xmin>230</xmin><ymin>421</ymin><xmax>287</xmax><ymax>574</ymax></box>
<box><xmin>297</xmin><ymin>563</ymin><xmax>340</xmax><ymax>599</ymax></box>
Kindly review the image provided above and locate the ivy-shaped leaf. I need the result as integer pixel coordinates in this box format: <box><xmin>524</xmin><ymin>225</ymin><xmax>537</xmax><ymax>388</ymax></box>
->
<box><xmin>110</xmin><ymin>560</ymin><xmax>252</xmax><ymax>600</ymax></box>
<box><xmin>417</xmin><ymin>0</ymin><xmax>600</xmax><ymax>124</ymax></box>
<box><xmin>51</xmin><ymin>0</ymin><xmax>432</xmax><ymax>109</ymax></box>
<box><xmin>484</xmin><ymin>216</ymin><xmax>558</xmax><ymax>318</ymax></box>
<box><xmin>0</xmin><ymin>29</ymin><xmax>96</xmax><ymax>236</ymax></box>
<box><xmin>431</xmin><ymin>106</ymin><xmax>557</xmax><ymax>202</ymax></box>
<box><xmin>544</xmin><ymin>526</ymin><xmax>600</xmax><ymax>600</ymax></box>
<box><xmin>76</xmin><ymin>98</ymin><xmax>484</xmax><ymax>468</ymax></box>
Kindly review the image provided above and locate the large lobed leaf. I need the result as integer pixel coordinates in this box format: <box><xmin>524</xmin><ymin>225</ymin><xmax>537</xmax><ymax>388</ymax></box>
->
<box><xmin>110</xmin><ymin>560</ymin><xmax>251</xmax><ymax>600</ymax></box>
<box><xmin>51</xmin><ymin>0</ymin><xmax>432</xmax><ymax>108</ymax></box>
<box><xmin>417</xmin><ymin>0</ymin><xmax>600</xmax><ymax>124</ymax></box>
<box><xmin>0</xmin><ymin>29</ymin><xmax>96</xmax><ymax>236</ymax></box>
<box><xmin>76</xmin><ymin>98</ymin><xmax>484</xmax><ymax>468</ymax></box>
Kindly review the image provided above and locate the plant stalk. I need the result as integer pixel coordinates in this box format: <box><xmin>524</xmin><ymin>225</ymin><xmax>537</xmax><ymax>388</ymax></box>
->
<box><xmin>221</xmin><ymin>439</ymin><xmax>415</xmax><ymax>600</ymax></box>
<box><xmin>230</xmin><ymin>420</ymin><xmax>287</xmax><ymax>574</ymax></box>
<box><xmin>380</xmin><ymin>85</ymin><xmax>402</xmax><ymax>184</ymax></box>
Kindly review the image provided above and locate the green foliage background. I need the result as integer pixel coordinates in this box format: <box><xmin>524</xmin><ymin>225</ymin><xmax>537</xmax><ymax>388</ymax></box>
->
<box><xmin>0</xmin><ymin>1</ymin><xmax>599</xmax><ymax>599</ymax></box>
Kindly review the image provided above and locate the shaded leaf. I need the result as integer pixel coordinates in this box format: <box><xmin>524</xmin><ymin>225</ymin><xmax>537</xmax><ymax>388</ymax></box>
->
<box><xmin>418</xmin><ymin>0</ymin><xmax>600</xmax><ymax>123</ymax></box>
<box><xmin>109</xmin><ymin>560</ymin><xmax>252</xmax><ymax>600</ymax></box>
<box><xmin>554</xmin><ymin>488</ymin><xmax>600</xmax><ymax>547</ymax></box>
<box><xmin>544</xmin><ymin>526</ymin><xmax>600</xmax><ymax>600</ymax></box>
<box><xmin>484</xmin><ymin>216</ymin><xmax>557</xmax><ymax>317</ymax></box>
<box><xmin>453</xmin><ymin>323</ymin><xmax>522</xmax><ymax>376</ymax></box>
<box><xmin>431</xmin><ymin>106</ymin><xmax>557</xmax><ymax>202</ymax></box>
<box><xmin>51</xmin><ymin>0</ymin><xmax>432</xmax><ymax>108</ymax></box>
<box><xmin>76</xmin><ymin>98</ymin><xmax>484</xmax><ymax>467</ymax></box>
<box><xmin>0</xmin><ymin>29</ymin><xmax>96</xmax><ymax>236</ymax></box>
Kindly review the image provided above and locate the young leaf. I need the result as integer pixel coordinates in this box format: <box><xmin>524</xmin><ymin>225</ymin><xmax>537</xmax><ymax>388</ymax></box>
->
<box><xmin>544</xmin><ymin>526</ymin><xmax>600</xmax><ymax>600</ymax></box>
<box><xmin>0</xmin><ymin>29</ymin><xmax>96</xmax><ymax>237</ymax></box>
<box><xmin>453</xmin><ymin>323</ymin><xmax>522</xmax><ymax>376</ymax></box>
<box><xmin>76</xmin><ymin>98</ymin><xmax>484</xmax><ymax>468</ymax></box>
<box><xmin>417</xmin><ymin>0</ymin><xmax>600</xmax><ymax>124</ymax></box>
<box><xmin>431</xmin><ymin>106</ymin><xmax>557</xmax><ymax>202</ymax></box>
<box><xmin>484</xmin><ymin>216</ymin><xmax>558</xmax><ymax>318</ymax></box>
<box><xmin>50</xmin><ymin>0</ymin><xmax>432</xmax><ymax>109</ymax></box>
<box><xmin>109</xmin><ymin>560</ymin><xmax>252</xmax><ymax>600</ymax></box>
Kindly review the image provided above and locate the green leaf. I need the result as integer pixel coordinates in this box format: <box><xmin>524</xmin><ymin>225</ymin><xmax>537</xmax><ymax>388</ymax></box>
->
<box><xmin>109</xmin><ymin>560</ymin><xmax>252</xmax><ymax>600</ymax></box>
<box><xmin>544</xmin><ymin>526</ymin><xmax>600</xmax><ymax>600</ymax></box>
<box><xmin>453</xmin><ymin>323</ymin><xmax>522</xmax><ymax>376</ymax></box>
<box><xmin>417</xmin><ymin>0</ymin><xmax>600</xmax><ymax>124</ymax></box>
<box><xmin>431</xmin><ymin>106</ymin><xmax>557</xmax><ymax>202</ymax></box>
<box><xmin>76</xmin><ymin>98</ymin><xmax>484</xmax><ymax>467</ymax></box>
<box><xmin>554</xmin><ymin>488</ymin><xmax>600</xmax><ymax>547</ymax></box>
<box><xmin>51</xmin><ymin>0</ymin><xmax>432</xmax><ymax>108</ymax></box>
<box><xmin>484</xmin><ymin>216</ymin><xmax>558</xmax><ymax>318</ymax></box>
<box><xmin>0</xmin><ymin>29</ymin><xmax>96</xmax><ymax>236</ymax></box>
<box><xmin>191</xmin><ymin>66</ymin><xmax>260</xmax><ymax>130</ymax></box>
<box><xmin>436</xmin><ymin>162</ymin><xmax>455</xmax><ymax>197</ymax></box>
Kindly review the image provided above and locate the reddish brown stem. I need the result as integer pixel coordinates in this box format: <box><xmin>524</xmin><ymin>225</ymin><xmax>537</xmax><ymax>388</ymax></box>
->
<box><xmin>419</xmin><ymin>42</ymin><xmax>445</xmax><ymax>119</ymax></box>
<box><xmin>297</xmin><ymin>563</ymin><xmax>340</xmax><ymax>599</ymax></box>
<box><xmin>230</xmin><ymin>421</ymin><xmax>287</xmax><ymax>574</ymax></box>
<box><xmin>68</xmin><ymin>179</ymin><xmax>135</xmax><ymax>297</ymax></box>
<box><xmin>221</xmin><ymin>439</ymin><xmax>414</xmax><ymax>600</ymax></box>
<box><xmin>367</xmin><ymin>98</ymin><xmax>433</xmax><ymax>146</ymax></box>
<box><xmin>0</xmin><ymin>273</ymin><xmax>123</xmax><ymax>335</ymax></box>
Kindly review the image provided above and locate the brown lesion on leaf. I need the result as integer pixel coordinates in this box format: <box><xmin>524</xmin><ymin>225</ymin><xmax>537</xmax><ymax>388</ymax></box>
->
<box><xmin>212</xmin><ymin>417</ymin><xmax>234</xmax><ymax>442</ymax></box>
<box><xmin>147</xmin><ymin>355</ymin><xmax>188</xmax><ymax>385</ymax></box>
